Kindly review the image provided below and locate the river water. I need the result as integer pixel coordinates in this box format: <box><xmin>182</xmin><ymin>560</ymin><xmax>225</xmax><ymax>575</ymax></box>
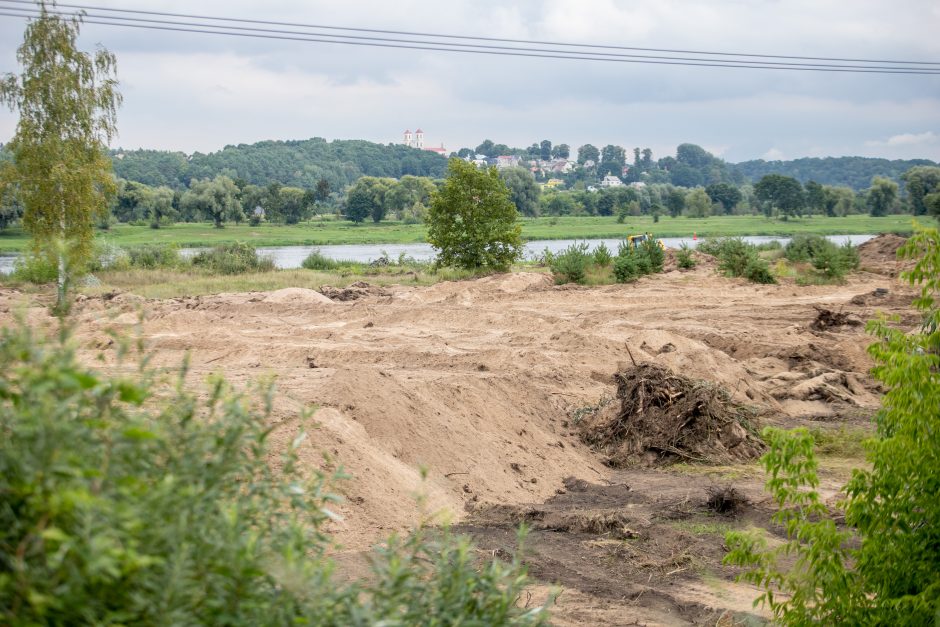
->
<box><xmin>0</xmin><ymin>234</ymin><xmax>876</xmax><ymax>274</ymax></box>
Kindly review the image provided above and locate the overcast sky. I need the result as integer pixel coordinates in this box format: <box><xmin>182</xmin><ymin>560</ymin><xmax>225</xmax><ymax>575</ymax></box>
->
<box><xmin>1</xmin><ymin>0</ymin><xmax>939</xmax><ymax>163</ymax></box>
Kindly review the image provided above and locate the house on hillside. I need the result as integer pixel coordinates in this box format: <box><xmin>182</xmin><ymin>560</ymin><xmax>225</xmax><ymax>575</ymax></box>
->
<box><xmin>495</xmin><ymin>155</ymin><xmax>521</xmax><ymax>169</ymax></box>
<box><xmin>600</xmin><ymin>174</ymin><xmax>624</xmax><ymax>188</ymax></box>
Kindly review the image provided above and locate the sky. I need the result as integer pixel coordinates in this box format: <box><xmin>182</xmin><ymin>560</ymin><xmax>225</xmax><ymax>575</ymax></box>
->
<box><xmin>1</xmin><ymin>0</ymin><xmax>939</xmax><ymax>163</ymax></box>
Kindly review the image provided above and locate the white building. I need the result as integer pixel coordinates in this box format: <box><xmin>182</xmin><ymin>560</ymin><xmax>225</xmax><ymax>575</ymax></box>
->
<box><xmin>600</xmin><ymin>174</ymin><xmax>624</xmax><ymax>188</ymax></box>
<box><xmin>403</xmin><ymin>128</ymin><xmax>425</xmax><ymax>149</ymax></box>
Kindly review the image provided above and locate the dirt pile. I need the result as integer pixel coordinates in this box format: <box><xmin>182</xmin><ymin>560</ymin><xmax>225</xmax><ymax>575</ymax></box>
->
<box><xmin>810</xmin><ymin>306</ymin><xmax>863</xmax><ymax>331</ymax></box>
<box><xmin>319</xmin><ymin>281</ymin><xmax>389</xmax><ymax>301</ymax></box>
<box><xmin>662</xmin><ymin>249</ymin><xmax>718</xmax><ymax>273</ymax></box>
<box><xmin>580</xmin><ymin>363</ymin><xmax>764</xmax><ymax>466</ymax></box>
<box><xmin>858</xmin><ymin>233</ymin><xmax>909</xmax><ymax>276</ymax></box>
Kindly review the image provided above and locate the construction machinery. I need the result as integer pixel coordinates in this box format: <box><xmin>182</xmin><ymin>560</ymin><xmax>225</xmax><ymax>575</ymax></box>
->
<box><xmin>625</xmin><ymin>232</ymin><xmax>666</xmax><ymax>250</ymax></box>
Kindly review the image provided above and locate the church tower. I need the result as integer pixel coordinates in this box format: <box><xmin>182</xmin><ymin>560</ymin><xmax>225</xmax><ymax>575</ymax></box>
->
<box><xmin>415</xmin><ymin>128</ymin><xmax>425</xmax><ymax>149</ymax></box>
<box><xmin>403</xmin><ymin>129</ymin><xmax>414</xmax><ymax>147</ymax></box>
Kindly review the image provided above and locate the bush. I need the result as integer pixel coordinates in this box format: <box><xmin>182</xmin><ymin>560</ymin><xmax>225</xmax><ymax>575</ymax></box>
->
<box><xmin>191</xmin><ymin>242</ymin><xmax>275</xmax><ymax>275</ymax></box>
<box><xmin>641</xmin><ymin>238</ymin><xmax>665</xmax><ymax>273</ymax></box>
<box><xmin>0</xmin><ymin>322</ymin><xmax>551</xmax><ymax>625</ymax></box>
<box><xmin>613</xmin><ymin>249</ymin><xmax>639</xmax><ymax>283</ymax></box>
<box><xmin>550</xmin><ymin>242</ymin><xmax>591</xmax><ymax>284</ymax></box>
<box><xmin>592</xmin><ymin>242</ymin><xmax>613</xmax><ymax>267</ymax></box>
<box><xmin>126</xmin><ymin>244</ymin><xmax>181</xmax><ymax>269</ymax></box>
<box><xmin>703</xmin><ymin>238</ymin><xmax>777</xmax><ymax>284</ymax></box>
<box><xmin>301</xmin><ymin>249</ymin><xmax>340</xmax><ymax>271</ymax></box>
<box><xmin>10</xmin><ymin>250</ymin><xmax>57</xmax><ymax>283</ymax></box>
<box><xmin>725</xmin><ymin>227</ymin><xmax>940</xmax><ymax>624</ymax></box>
<box><xmin>784</xmin><ymin>234</ymin><xmax>833</xmax><ymax>262</ymax></box>
<box><xmin>88</xmin><ymin>240</ymin><xmax>130</xmax><ymax>272</ymax></box>
<box><xmin>676</xmin><ymin>244</ymin><xmax>696</xmax><ymax>269</ymax></box>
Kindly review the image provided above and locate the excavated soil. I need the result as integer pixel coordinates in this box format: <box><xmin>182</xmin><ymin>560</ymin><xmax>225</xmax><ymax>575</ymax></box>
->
<box><xmin>0</xmin><ymin>244</ymin><xmax>921</xmax><ymax>625</ymax></box>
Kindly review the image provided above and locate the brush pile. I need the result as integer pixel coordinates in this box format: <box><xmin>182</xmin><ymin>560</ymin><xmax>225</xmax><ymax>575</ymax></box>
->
<box><xmin>580</xmin><ymin>363</ymin><xmax>764</xmax><ymax>466</ymax></box>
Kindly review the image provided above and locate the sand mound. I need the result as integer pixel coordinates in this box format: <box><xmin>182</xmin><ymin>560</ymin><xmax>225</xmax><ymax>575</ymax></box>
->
<box><xmin>580</xmin><ymin>363</ymin><xmax>764</xmax><ymax>466</ymax></box>
<box><xmin>858</xmin><ymin>233</ymin><xmax>909</xmax><ymax>276</ymax></box>
<box><xmin>319</xmin><ymin>282</ymin><xmax>389</xmax><ymax>302</ymax></box>
<box><xmin>662</xmin><ymin>249</ymin><xmax>718</xmax><ymax>273</ymax></box>
<box><xmin>263</xmin><ymin>288</ymin><xmax>334</xmax><ymax>305</ymax></box>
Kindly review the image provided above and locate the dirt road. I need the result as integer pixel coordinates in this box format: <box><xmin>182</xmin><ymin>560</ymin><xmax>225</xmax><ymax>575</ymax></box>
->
<box><xmin>0</xmin><ymin>236</ymin><xmax>917</xmax><ymax>625</ymax></box>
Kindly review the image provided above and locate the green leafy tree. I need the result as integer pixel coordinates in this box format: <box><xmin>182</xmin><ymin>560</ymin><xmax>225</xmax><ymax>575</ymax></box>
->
<box><xmin>140</xmin><ymin>185</ymin><xmax>176</xmax><ymax>228</ymax></box>
<box><xmin>0</xmin><ymin>3</ymin><xmax>121</xmax><ymax>312</ymax></box>
<box><xmin>755</xmin><ymin>174</ymin><xmax>805</xmax><ymax>218</ymax></box>
<box><xmin>804</xmin><ymin>180</ymin><xmax>826</xmax><ymax>214</ymax></box>
<box><xmin>345</xmin><ymin>176</ymin><xmax>393</xmax><ymax>223</ymax></box>
<box><xmin>577</xmin><ymin>144</ymin><xmax>599</xmax><ymax>165</ymax></box>
<box><xmin>726</xmin><ymin>226</ymin><xmax>940</xmax><ymax>624</ymax></box>
<box><xmin>867</xmin><ymin>176</ymin><xmax>898</xmax><ymax>217</ymax></box>
<box><xmin>598</xmin><ymin>145</ymin><xmax>626</xmax><ymax>178</ymax></box>
<box><xmin>684</xmin><ymin>188</ymin><xmax>712</xmax><ymax>218</ymax></box>
<box><xmin>551</xmin><ymin>143</ymin><xmax>570</xmax><ymax>159</ymax></box>
<box><xmin>384</xmin><ymin>175</ymin><xmax>435</xmax><ymax>219</ymax></box>
<box><xmin>426</xmin><ymin>158</ymin><xmax>523</xmax><ymax>270</ymax></box>
<box><xmin>181</xmin><ymin>175</ymin><xmax>243</xmax><ymax>228</ymax></box>
<box><xmin>665</xmin><ymin>187</ymin><xmax>686</xmax><ymax>217</ymax></box>
<box><xmin>539</xmin><ymin>139</ymin><xmax>552</xmax><ymax>161</ymax></box>
<box><xmin>474</xmin><ymin>139</ymin><xmax>497</xmax><ymax>158</ymax></box>
<box><xmin>500</xmin><ymin>167</ymin><xmax>541</xmax><ymax>217</ymax></box>
<box><xmin>705</xmin><ymin>182</ymin><xmax>742</xmax><ymax>214</ymax></box>
<box><xmin>901</xmin><ymin>165</ymin><xmax>940</xmax><ymax>216</ymax></box>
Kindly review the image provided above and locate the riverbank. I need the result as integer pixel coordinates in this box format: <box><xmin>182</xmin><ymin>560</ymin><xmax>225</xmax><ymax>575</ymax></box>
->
<box><xmin>0</xmin><ymin>214</ymin><xmax>916</xmax><ymax>253</ymax></box>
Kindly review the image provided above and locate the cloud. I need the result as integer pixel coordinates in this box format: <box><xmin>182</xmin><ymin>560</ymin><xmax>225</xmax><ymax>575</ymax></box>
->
<box><xmin>865</xmin><ymin>131</ymin><xmax>938</xmax><ymax>148</ymax></box>
<box><xmin>2</xmin><ymin>0</ymin><xmax>939</xmax><ymax>161</ymax></box>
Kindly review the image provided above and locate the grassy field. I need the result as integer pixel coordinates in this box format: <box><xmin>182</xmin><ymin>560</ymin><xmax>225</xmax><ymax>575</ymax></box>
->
<box><xmin>0</xmin><ymin>214</ymin><xmax>918</xmax><ymax>253</ymax></box>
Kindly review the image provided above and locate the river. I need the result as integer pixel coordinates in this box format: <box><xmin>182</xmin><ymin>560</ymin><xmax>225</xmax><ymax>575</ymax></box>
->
<box><xmin>0</xmin><ymin>234</ymin><xmax>877</xmax><ymax>274</ymax></box>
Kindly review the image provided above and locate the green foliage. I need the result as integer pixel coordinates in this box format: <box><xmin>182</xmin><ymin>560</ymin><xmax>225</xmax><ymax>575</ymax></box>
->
<box><xmin>701</xmin><ymin>238</ymin><xmax>776</xmax><ymax>284</ymax></box>
<box><xmin>676</xmin><ymin>244</ymin><xmax>696</xmax><ymax>269</ymax></box>
<box><xmin>191</xmin><ymin>242</ymin><xmax>275</xmax><ymax>275</ymax></box>
<box><xmin>641</xmin><ymin>238</ymin><xmax>665</xmax><ymax>273</ymax></box>
<box><xmin>181</xmin><ymin>175</ymin><xmax>244</xmax><ymax>228</ymax></box>
<box><xmin>301</xmin><ymin>249</ymin><xmax>340</xmax><ymax>271</ymax></box>
<box><xmin>900</xmin><ymin>165</ymin><xmax>940</xmax><ymax>216</ymax></box>
<box><xmin>733</xmin><ymin>156</ymin><xmax>936</xmax><ymax>191</ymax></box>
<box><xmin>10</xmin><ymin>249</ymin><xmax>57</xmax><ymax>283</ymax></box>
<box><xmin>726</xmin><ymin>226</ymin><xmax>940</xmax><ymax>624</ymax></box>
<box><xmin>0</xmin><ymin>5</ymin><xmax>121</xmax><ymax>310</ymax></box>
<box><xmin>126</xmin><ymin>244</ymin><xmax>181</xmax><ymax>269</ymax></box>
<box><xmin>867</xmin><ymin>176</ymin><xmax>898</xmax><ymax>217</ymax></box>
<box><xmin>592</xmin><ymin>242</ymin><xmax>613</xmax><ymax>266</ymax></box>
<box><xmin>0</xmin><ymin>322</ymin><xmax>550</xmax><ymax>625</ymax></box>
<box><xmin>755</xmin><ymin>174</ymin><xmax>805</xmax><ymax>218</ymax></box>
<box><xmin>427</xmin><ymin>159</ymin><xmax>523</xmax><ymax>271</ymax></box>
<box><xmin>612</xmin><ymin>248</ymin><xmax>639</xmax><ymax>283</ymax></box>
<box><xmin>500</xmin><ymin>167</ymin><xmax>541</xmax><ymax>217</ymax></box>
<box><xmin>684</xmin><ymin>188</ymin><xmax>712</xmax><ymax>218</ymax></box>
<box><xmin>549</xmin><ymin>242</ymin><xmax>591</xmax><ymax>284</ymax></box>
<box><xmin>786</xmin><ymin>235</ymin><xmax>859</xmax><ymax>281</ymax></box>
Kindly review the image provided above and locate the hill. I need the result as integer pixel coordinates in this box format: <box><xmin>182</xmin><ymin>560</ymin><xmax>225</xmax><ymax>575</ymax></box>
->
<box><xmin>730</xmin><ymin>156</ymin><xmax>936</xmax><ymax>190</ymax></box>
<box><xmin>111</xmin><ymin>137</ymin><xmax>448</xmax><ymax>191</ymax></box>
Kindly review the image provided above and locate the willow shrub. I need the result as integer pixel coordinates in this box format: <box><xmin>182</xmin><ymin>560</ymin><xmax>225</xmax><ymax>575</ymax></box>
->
<box><xmin>725</xmin><ymin>226</ymin><xmax>940</xmax><ymax>624</ymax></box>
<box><xmin>0</xmin><ymin>323</ymin><xmax>549</xmax><ymax>625</ymax></box>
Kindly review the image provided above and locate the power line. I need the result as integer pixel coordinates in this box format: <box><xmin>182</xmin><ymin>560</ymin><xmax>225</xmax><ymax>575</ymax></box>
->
<box><xmin>1</xmin><ymin>0</ymin><xmax>937</xmax><ymax>68</ymax></box>
<box><xmin>1</xmin><ymin>4</ymin><xmax>939</xmax><ymax>74</ymax></box>
<box><xmin>3</xmin><ymin>4</ymin><xmax>936</xmax><ymax>72</ymax></box>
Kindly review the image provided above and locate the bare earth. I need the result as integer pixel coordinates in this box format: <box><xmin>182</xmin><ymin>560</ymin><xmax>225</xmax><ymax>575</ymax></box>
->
<box><xmin>0</xmin><ymin>236</ymin><xmax>918</xmax><ymax>626</ymax></box>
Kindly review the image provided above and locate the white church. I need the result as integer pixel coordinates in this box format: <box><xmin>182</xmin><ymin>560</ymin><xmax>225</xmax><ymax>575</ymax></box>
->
<box><xmin>403</xmin><ymin>128</ymin><xmax>447</xmax><ymax>155</ymax></box>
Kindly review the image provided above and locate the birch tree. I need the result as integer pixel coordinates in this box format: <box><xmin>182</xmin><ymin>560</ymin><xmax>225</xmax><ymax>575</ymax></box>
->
<box><xmin>0</xmin><ymin>2</ymin><xmax>120</xmax><ymax>313</ymax></box>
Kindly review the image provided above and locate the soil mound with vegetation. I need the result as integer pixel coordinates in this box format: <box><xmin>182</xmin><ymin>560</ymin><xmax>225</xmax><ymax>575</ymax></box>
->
<box><xmin>581</xmin><ymin>363</ymin><xmax>764</xmax><ymax>466</ymax></box>
<box><xmin>858</xmin><ymin>233</ymin><xmax>908</xmax><ymax>276</ymax></box>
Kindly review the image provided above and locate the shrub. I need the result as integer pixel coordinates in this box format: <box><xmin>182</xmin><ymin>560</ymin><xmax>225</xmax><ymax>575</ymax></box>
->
<box><xmin>592</xmin><ymin>242</ymin><xmax>613</xmax><ymax>267</ymax></box>
<box><xmin>550</xmin><ymin>242</ymin><xmax>591</xmax><ymax>284</ymax></box>
<box><xmin>10</xmin><ymin>250</ymin><xmax>57</xmax><ymax>283</ymax></box>
<box><xmin>0</xmin><ymin>322</ymin><xmax>551</xmax><ymax>625</ymax></box>
<box><xmin>641</xmin><ymin>238</ymin><xmax>665</xmax><ymax>273</ymax></box>
<box><xmin>725</xmin><ymin>227</ymin><xmax>940</xmax><ymax>624</ymax></box>
<box><xmin>704</xmin><ymin>237</ymin><xmax>777</xmax><ymax>284</ymax></box>
<box><xmin>126</xmin><ymin>244</ymin><xmax>181</xmax><ymax>269</ymax></box>
<box><xmin>613</xmin><ymin>249</ymin><xmax>639</xmax><ymax>282</ymax></box>
<box><xmin>301</xmin><ymin>249</ymin><xmax>340</xmax><ymax>271</ymax></box>
<box><xmin>191</xmin><ymin>242</ymin><xmax>275</xmax><ymax>275</ymax></box>
<box><xmin>676</xmin><ymin>244</ymin><xmax>696</xmax><ymax>269</ymax></box>
<box><xmin>784</xmin><ymin>234</ymin><xmax>833</xmax><ymax>262</ymax></box>
<box><xmin>88</xmin><ymin>240</ymin><xmax>130</xmax><ymax>272</ymax></box>
<box><xmin>839</xmin><ymin>241</ymin><xmax>860</xmax><ymax>270</ymax></box>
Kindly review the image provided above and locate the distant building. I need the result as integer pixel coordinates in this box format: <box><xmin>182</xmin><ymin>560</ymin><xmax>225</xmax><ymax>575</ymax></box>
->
<box><xmin>494</xmin><ymin>155</ymin><xmax>521</xmax><ymax>169</ymax></box>
<box><xmin>600</xmin><ymin>175</ymin><xmax>624</xmax><ymax>188</ymax></box>
<box><xmin>402</xmin><ymin>128</ymin><xmax>447</xmax><ymax>155</ymax></box>
<box><xmin>544</xmin><ymin>178</ymin><xmax>565</xmax><ymax>189</ymax></box>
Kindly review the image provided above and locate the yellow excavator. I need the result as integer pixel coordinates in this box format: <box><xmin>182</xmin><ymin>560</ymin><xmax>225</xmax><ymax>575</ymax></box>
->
<box><xmin>625</xmin><ymin>232</ymin><xmax>666</xmax><ymax>250</ymax></box>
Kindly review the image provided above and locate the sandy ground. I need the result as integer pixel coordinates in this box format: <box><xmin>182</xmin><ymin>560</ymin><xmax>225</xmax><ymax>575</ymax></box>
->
<box><xmin>0</xmin><ymin>236</ymin><xmax>919</xmax><ymax>625</ymax></box>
